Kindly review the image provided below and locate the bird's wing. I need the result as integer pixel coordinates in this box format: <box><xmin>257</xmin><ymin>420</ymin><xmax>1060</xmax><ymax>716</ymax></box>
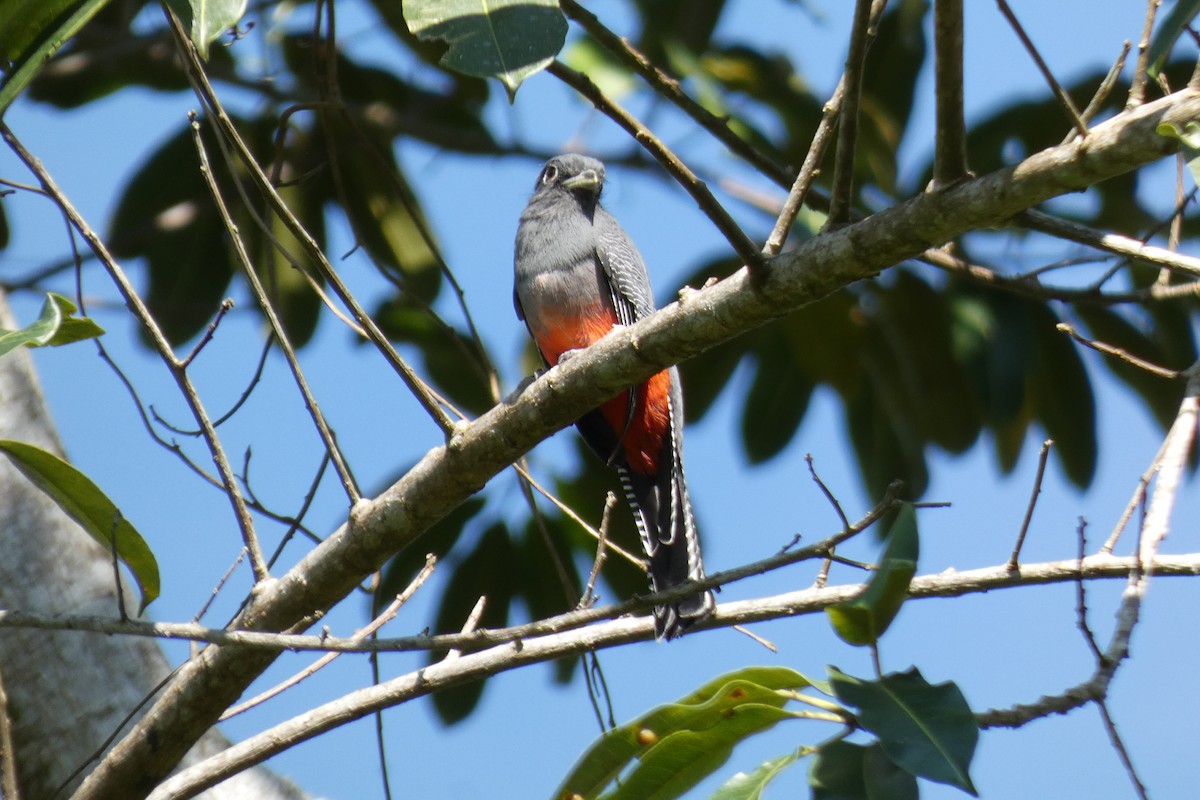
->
<box><xmin>594</xmin><ymin>208</ymin><xmax>656</xmax><ymax>324</ymax></box>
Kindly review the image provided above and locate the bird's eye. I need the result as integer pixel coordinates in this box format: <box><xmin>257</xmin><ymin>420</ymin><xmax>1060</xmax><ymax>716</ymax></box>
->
<box><xmin>541</xmin><ymin>165</ymin><xmax>558</xmax><ymax>185</ymax></box>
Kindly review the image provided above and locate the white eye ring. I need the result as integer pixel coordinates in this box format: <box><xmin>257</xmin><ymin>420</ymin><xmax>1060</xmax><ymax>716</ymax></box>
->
<box><xmin>541</xmin><ymin>164</ymin><xmax>559</xmax><ymax>184</ymax></box>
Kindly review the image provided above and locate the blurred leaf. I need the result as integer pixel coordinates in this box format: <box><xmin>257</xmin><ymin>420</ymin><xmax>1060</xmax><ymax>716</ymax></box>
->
<box><xmin>517</xmin><ymin>514</ymin><xmax>582</xmax><ymax>683</ymax></box>
<box><xmin>810</xmin><ymin>740</ymin><xmax>868</xmax><ymax>800</ymax></box>
<box><xmin>810</xmin><ymin>740</ymin><xmax>918</xmax><ymax>800</ymax></box>
<box><xmin>404</xmin><ymin>0</ymin><xmax>567</xmax><ymax>100</ymax></box>
<box><xmin>711</xmin><ymin>750</ymin><xmax>801</xmax><ymax>800</ymax></box>
<box><xmin>1027</xmin><ymin>302</ymin><xmax>1096</xmax><ymax>487</ymax></box>
<box><xmin>862</xmin><ymin>743</ymin><xmax>920</xmax><ymax>800</ymax></box>
<box><xmin>555</xmin><ymin>666</ymin><xmax>813</xmax><ymax>799</ymax></box>
<box><xmin>830</xmin><ymin>667</ymin><xmax>978</xmax><ymax>795</ymax></box>
<box><xmin>281</xmin><ymin>35</ymin><xmax>497</xmax><ymax>154</ymax></box>
<box><xmin>0</xmin><ymin>201</ymin><xmax>8</xmax><ymax>248</ymax></box>
<box><xmin>165</xmin><ymin>0</ymin><xmax>245</xmax><ymax>60</ymax></box>
<box><xmin>246</xmin><ymin>182</ymin><xmax>324</xmax><ymax>348</ymax></box>
<box><xmin>680</xmin><ymin>333</ymin><xmax>749</xmax><ymax>423</ymax></box>
<box><xmin>109</xmin><ymin>120</ymin><xmax>235</xmax><ymax>345</ymax></box>
<box><xmin>633</xmin><ymin>0</ymin><xmax>727</xmax><ymax>64</ymax></box>
<box><xmin>0</xmin><ymin>0</ymin><xmax>113</xmax><ymax>116</ymax></box>
<box><xmin>0</xmin><ymin>439</ymin><xmax>159</xmax><ymax>612</ymax></box>
<box><xmin>1158</xmin><ymin>120</ymin><xmax>1200</xmax><ymax>186</ymax></box>
<box><xmin>826</xmin><ymin>504</ymin><xmax>918</xmax><ymax>646</ymax></box>
<box><xmin>375</xmin><ymin>295</ymin><xmax>494</xmax><ymax>414</ymax></box>
<box><xmin>317</xmin><ymin>115</ymin><xmax>442</xmax><ymax>303</ymax></box>
<box><xmin>1075</xmin><ymin>305</ymin><xmax>1181</xmax><ymax>430</ymax></box>
<box><xmin>562</xmin><ymin>37</ymin><xmax>638</xmax><ymax>99</ymax></box>
<box><xmin>1148</xmin><ymin>0</ymin><xmax>1200</xmax><ymax>78</ymax></box>
<box><xmin>847</xmin><ymin>346</ymin><xmax>929</xmax><ymax>500</ymax></box>
<box><xmin>430</xmin><ymin>523</ymin><xmax>515</xmax><ymax>724</ymax></box>
<box><xmin>875</xmin><ymin>271</ymin><xmax>980</xmax><ymax>453</ymax></box>
<box><xmin>373</xmin><ymin>496</ymin><xmax>485</xmax><ymax>616</ymax></box>
<box><xmin>0</xmin><ymin>292</ymin><xmax>104</xmax><ymax>358</ymax></box>
<box><xmin>741</xmin><ymin>334</ymin><xmax>814</xmax><ymax>463</ymax></box>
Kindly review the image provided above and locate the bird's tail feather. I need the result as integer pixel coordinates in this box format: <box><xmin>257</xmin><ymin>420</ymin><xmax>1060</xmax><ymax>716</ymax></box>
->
<box><xmin>618</xmin><ymin>375</ymin><xmax>715</xmax><ymax>639</ymax></box>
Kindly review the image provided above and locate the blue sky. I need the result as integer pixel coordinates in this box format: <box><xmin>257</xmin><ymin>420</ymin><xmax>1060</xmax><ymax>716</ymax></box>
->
<box><xmin>1</xmin><ymin>1</ymin><xmax>1197</xmax><ymax>798</ymax></box>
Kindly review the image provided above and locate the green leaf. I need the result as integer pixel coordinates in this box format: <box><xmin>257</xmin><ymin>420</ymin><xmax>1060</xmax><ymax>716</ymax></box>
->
<box><xmin>1028</xmin><ymin>303</ymin><xmax>1096</xmax><ymax>487</ymax></box>
<box><xmin>1158</xmin><ymin>120</ymin><xmax>1200</xmax><ymax>186</ymax></box>
<box><xmin>555</xmin><ymin>667</ymin><xmax>813</xmax><ymax>799</ymax></box>
<box><xmin>1148</xmin><ymin>0</ymin><xmax>1200</xmax><ymax>78</ymax></box>
<box><xmin>166</xmin><ymin>0</ymin><xmax>247</xmax><ymax>60</ymax></box>
<box><xmin>862</xmin><ymin>742</ymin><xmax>919</xmax><ymax>800</ymax></box>
<box><xmin>404</xmin><ymin>0</ymin><xmax>567</xmax><ymax>100</ymax></box>
<box><xmin>810</xmin><ymin>740</ymin><xmax>869</xmax><ymax>800</ymax></box>
<box><xmin>0</xmin><ymin>0</ymin><xmax>113</xmax><ymax>116</ymax></box>
<box><xmin>829</xmin><ymin>667</ymin><xmax>978</xmax><ymax>795</ymax></box>
<box><xmin>741</xmin><ymin>335</ymin><xmax>814</xmax><ymax>463</ymax></box>
<box><xmin>109</xmin><ymin>121</ymin><xmax>235</xmax><ymax>345</ymax></box>
<box><xmin>0</xmin><ymin>440</ymin><xmax>159</xmax><ymax>612</ymax></box>
<box><xmin>0</xmin><ymin>292</ymin><xmax>104</xmax><ymax>359</ymax></box>
<box><xmin>826</xmin><ymin>504</ymin><xmax>919</xmax><ymax>646</ymax></box>
<box><xmin>711</xmin><ymin>750</ymin><xmax>801</xmax><ymax>800</ymax></box>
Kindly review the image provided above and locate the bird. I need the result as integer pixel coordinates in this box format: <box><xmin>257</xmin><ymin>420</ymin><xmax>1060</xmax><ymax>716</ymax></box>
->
<box><xmin>513</xmin><ymin>153</ymin><xmax>715</xmax><ymax>639</ymax></box>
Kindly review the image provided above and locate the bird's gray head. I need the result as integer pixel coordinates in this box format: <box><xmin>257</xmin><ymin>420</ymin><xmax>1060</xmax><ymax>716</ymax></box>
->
<box><xmin>531</xmin><ymin>154</ymin><xmax>606</xmax><ymax>206</ymax></box>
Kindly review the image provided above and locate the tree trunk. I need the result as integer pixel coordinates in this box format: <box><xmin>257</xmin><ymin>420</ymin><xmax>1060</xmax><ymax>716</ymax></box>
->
<box><xmin>0</xmin><ymin>290</ymin><xmax>309</xmax><ymax>799</ymax></box>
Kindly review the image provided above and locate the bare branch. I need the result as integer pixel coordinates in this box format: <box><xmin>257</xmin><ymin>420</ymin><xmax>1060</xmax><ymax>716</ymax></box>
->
<box><xmin>996</xmin><ymin>0</ymin><xmax>1088</xmax><ymax>137</ymax></box>
<box><xmin>826</xmin><ymin>0</ymin><xmax>881</xmax><ymax>227</ymax></box>
<box><xmin>933</xmin><ymin>0</ymin><xmax>970</xmax><ymax>187</ymax></box>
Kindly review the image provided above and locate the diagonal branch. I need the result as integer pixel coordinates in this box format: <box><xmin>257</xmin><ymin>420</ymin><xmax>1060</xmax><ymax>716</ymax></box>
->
<box><xmin>72</xmin><ymin>84</ymin><xmax>1200</xmax><ymax>800</ymax></box>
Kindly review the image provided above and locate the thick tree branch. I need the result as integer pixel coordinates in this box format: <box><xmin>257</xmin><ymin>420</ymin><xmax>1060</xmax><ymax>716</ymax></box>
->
<box><xmin>73</xmin><ymin>85</ymin><xmax>1200</xmax><ymax>800</ymax></box>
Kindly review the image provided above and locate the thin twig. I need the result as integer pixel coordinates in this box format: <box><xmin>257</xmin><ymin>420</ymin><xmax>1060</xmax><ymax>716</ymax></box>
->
<box><xmin>1095</xmin><ymin>698</ymin><xmax>1150</xmax><ymax>800</ymax></box>
<box><xmin>220</xmin><ymin>555</ymin><xmax>436</xmax><ymax>721</ymax></box>
<box><xmin>1068</xmin><ymin>41</ymin><xmax>1131</xmax><ymax>143</ymax></box>
<box><xmin>545</xmin><ymin>59</ymin><xmax>764</xmax><ymax>269</ymax></box>
<box><xmin>1073</xmin><ymin>517</ymin><xmax>1103</xmax><ymax>662</ymax></box>
<box><xmin>1019</xmin><ymin>208</ymin><xmax>1200</xmax><ymax>279</ymax></box>
<box><xmin>444</xmin><ymin>596</ymin><xmax>487</xmax><ymax>663</ymax></box>
<box><xmin>1128</xmin><ymin>0</ymin><xmax>1163</xmax><ymax>109</ymax></box>
<box><xmin>1007</xmin><ymin>439</ymin><xmax>1052</xmax><ymax>571</ymax></box>
<box><xmin>996</xmin><ymin>0</ymin><xmax>1088</xmax><ymax>137</ymax></box>
<box><xmin>580</xmin><ymin>492</ymin><xmax>618</xmax><ymax>609</ymax></box>
<box><xmin>1057</xmin><ymin>323</ymin><xmax>1182</xmax><ymax>380</ymax></box>
<box><xmin>826</xmin><ymin>0</ymin><xmax>880</xmax><ymax>227</ymax></box>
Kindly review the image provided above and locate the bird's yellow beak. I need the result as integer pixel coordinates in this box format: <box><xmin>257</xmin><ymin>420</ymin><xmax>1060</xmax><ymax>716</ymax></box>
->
<box><xmin>561</xmin><ymin>169</ymin><xmax>601</xmax><ymax>192</ymax></box>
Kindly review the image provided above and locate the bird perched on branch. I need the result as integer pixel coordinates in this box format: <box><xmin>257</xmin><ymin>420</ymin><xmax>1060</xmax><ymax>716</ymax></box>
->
<box><xmin>513</xmin><ymin>153</ymin><xmax>715</xmax><ymax>639</ymax></box>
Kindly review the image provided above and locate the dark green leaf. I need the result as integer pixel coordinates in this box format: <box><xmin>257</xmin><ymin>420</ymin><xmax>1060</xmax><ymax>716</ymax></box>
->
<box><xmin>430</xmin><ymin>523</ymin><xmax>515</xmax><ymax>724</ymax></box>
<box><xmin>875</xmin><ymin>271</ymin><xmax>980</xmax><ymax>453</ymax></box>
<box><xmin>810</xmin><ymin>740</ymin><xmax>869</xmax><ymax>800</ymax></box>
<box><xmin>0</xmin><ymin>0</ymin><xmax>113</xmax><ymax>116</ymax></box>
<box><xmin>863</xmin><ymin>742</ymin><xmax>919</xmax><ymax>800</ymax></box>
<box><xmin>830</xmin><ymin>667</ymin><xmax>978</xmax><ymax>795</ymax></box>
<box><xmin>555</xmin><ymin>667</ymin><xmax>813</xmax><ymax>800</ymax></box>
<box><xmin>1028</xmin><ymin>303</ymin><xmax>1096</xmax><ymax>487</ymax></box>
<box><xmin>375</xmin><ymin>295</ymin><xmax>494</xmax><ymax>414</ymax></box>
<box><xmin>109</xmin><ymin>121</ymin><xmax>235</xmax><ymax>345</ymax></box>
<box><xmin>0</xmin><ymin>292</ymin><xmax>103</xmax><ymax>358</ymax></box>
<box><xmin>826</xmin><ymin>504</ymin><xmax>918</xmax><ymax>646</ymax></box>
<box><xmin>404</xmin><ymin>0</ymin><xmax>567</xmax><ymax>100</ymax></box>
<box><xmin>319</xmin><ymin>115</ymin><xmax>442</xmax><ymax>303</ymax></box>
<box><xmin>741</xmin><ymin>335</ymin><xmax>814</xmax><ymax>463</ymax></box>
<box><xmin>846</xmin><ymin>354</ymin><xmax>928</xmax><ymax>500</ymax></box>
<box><xmin>0</xmin><ymin>439</ymin><xmax>159</xmax><ymax>612</ymax></box>
<box><xmin>1148</xmin><ymin>0</ymin><xmax>1200</xmax><ymax>78</ymax></box>
<box><xmin>680</xmin><ymin>333</ymin><xmax>748</xmax><ymax>423</ymax></box>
